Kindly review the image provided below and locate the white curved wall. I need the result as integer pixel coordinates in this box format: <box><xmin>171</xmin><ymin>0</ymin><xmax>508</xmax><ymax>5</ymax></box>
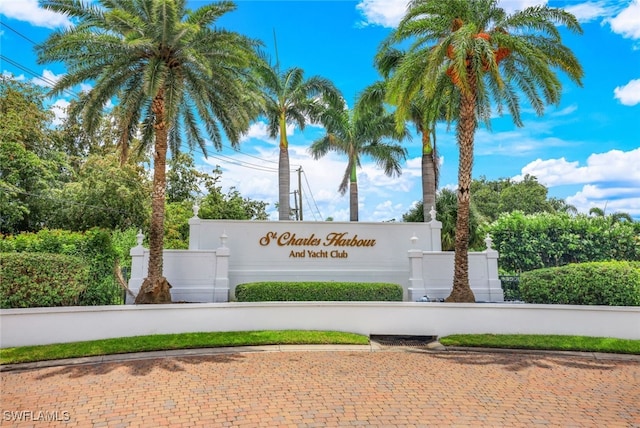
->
<box><xmin>1</xmin><ymin>303</ymin><xmax>638</xmax><ymax>348</ymax></box>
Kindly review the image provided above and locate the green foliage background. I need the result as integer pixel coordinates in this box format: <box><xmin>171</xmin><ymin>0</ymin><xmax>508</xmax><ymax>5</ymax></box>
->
<box><xmin>485</xmin><ymin>212</ymin><xmax>639</xmax><ymax>273</ymax></box>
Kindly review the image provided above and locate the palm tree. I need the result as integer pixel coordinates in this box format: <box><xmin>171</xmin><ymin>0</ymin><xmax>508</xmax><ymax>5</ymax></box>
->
<box><xmin>309</xmin><ymin>96</ymin><xmax>408</xmax><ymax>221</ymax></box>
<box><xmin>384</xmin><ymin>0</ymin><xmax>583</xmax><ymax>302</ymax></box>
<box><xmin>37</xmin><ymin>0</ymin><xmax>263</xmax><ymax>303</ymax></box>
<box><xmin>590</xmin><ymin>206</ymin><xmax>633</xmax><ymax>223</ymax></box>
<box><xmin>371</xmin><ymin>47</ymin><xmax>457</xmax><ymax>221</ymax></box>
<box><xmin>256</xmin><ymin>64</ymin><xmax>340</xmax><ymax>220</ymax></box>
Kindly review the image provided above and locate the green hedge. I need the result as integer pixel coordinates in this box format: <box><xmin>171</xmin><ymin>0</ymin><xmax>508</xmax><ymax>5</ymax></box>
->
<box><xmin>235</xmin><ymin>282</ymin><xmax>404</xmax><ymax>302</ymax></box>
<box><xmin>485</xmin><ymin>212</ymin><xmax>639</xmax><ymax>273</ymax></box>
<box><xmin>519</xmin><ymin>261</ymin><xmax>640</xmax><ymax>306</ymax></box>
<box><xmin>0</xmin><ymin>252</ymin><xmax>89</xmax><ymax>308</ymax></box>
<box><xmin>0</xmin><ymin>229</ymin><xmax>122</xmax><ymax>305</ymax></box>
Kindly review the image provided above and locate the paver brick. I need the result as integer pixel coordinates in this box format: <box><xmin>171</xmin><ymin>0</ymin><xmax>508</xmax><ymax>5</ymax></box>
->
<box><xmin>1</xmin><ymin>349</ymin><xmax>638</xmax><ymax>427</ymax></box>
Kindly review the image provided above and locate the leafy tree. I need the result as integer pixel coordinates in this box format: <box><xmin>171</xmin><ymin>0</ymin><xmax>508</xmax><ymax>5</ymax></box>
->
<box><xmin>48</xmin><ymin>154</ymin><xmax>151</xmax><ymax>231</ymax></box>
<box><xmin>49</xmin><ymin>95</ymin><xmax>130</xmax><ymax>169</ymax></box>
<box><xmin>0</xmin><ymin>142</ymin><xmax>58</xmax><ymax>233</ymax></box>
<box><xmin>256</xmin><ymin>64</ymin><xmax>340</xmax><ymax>220</ymax></box>
<box><xmin>164</xmin><ymin>167</ymin><xmax>268</xmax><ymax>249</ymax></box>
<box><xmin>498</xmin><ymin>174</ymin><xmax>551</xmax><ymax>215</ymax></box>
<box><xmin>0</xmin><ymin>76</ymin><xmax>53</xmax><ymax>156</ymax></box>
<box><xmin>384</xmin><ymin>0</ymin><xmax>583</xmax><ymax>301</ymax></box>
<box><xmin>198</xmin><ymin>167</ymin><xmax>268</xmax><ymax>221</ymax></box>
<box><xmin>472</xmin><ymin>175</ymin><xmax>557</xmax><ymax>222</ymax></box>
<box><xmin>166</xmin><ymin>152</ymin><xmax>208</xmax><ymax>203</ymax></box>
<box><xmin>310</xmin><ymin>96</ymin><xmax>408</xmax><ymax>222</ymax></box>
<box><xmin>37</xmin><ymin>0</ymin><xmax>263</xmax><ymax>303</ymax></box>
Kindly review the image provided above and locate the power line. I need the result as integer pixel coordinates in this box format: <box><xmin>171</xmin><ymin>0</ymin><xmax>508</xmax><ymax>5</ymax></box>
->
<box><xmin>0</xmin><ymin>54</ymin><xmax>80</xmax><ymax>100</ymax></box>
<box><xmin>0</xmin><ymin>22</ymin><xmax>39</xmax><ymax>45</ymax></box>
<box><xmin>302</xmin><ymin>169</ymin><xmax>323</xmax><ymax>220</ymax></box>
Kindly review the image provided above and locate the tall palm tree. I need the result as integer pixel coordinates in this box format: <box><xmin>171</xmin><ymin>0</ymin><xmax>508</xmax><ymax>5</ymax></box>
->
<box><xmin>371</xmin><ymin>47</ymin><xmax>457</xmax><ymax>221</ymax></box>
<box><xmin>384</xmin><ymin>0</ymin><xmax>583</xmax><ymax>302</ymax></box>
<box><xmin>256</xmin><ymin>64</ymin><xmax>340</xmax><ymax>220</ymax></box>
<box><xmin>37</xmin><ymin>0</ymin><xmax>263</xmax><ymax>303</ymax></box>
<box><xmin>309</xmin><ymin>96</ymin><xmax>408</xmax><ymax>222</ymax></box>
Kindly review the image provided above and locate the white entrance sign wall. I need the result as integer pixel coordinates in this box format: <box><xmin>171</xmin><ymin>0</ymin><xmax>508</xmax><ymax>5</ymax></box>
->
<box><xmin>127</xmin><ymin>210</ymin><xmax>503</xmax><ymax>303</ymax></box>
<box><xmin>188</xmin><ymin>216</ymin><xmax>443</xmax><ymax>300</ymax></box>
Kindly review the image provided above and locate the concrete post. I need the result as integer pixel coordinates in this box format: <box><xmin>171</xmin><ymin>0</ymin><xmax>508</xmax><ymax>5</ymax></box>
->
<box><xmin>428</xmin><ymin>207</ymin><xmax>443</xmax><ymax>252</ymax></box>
<box><xmin>408</xmin><ymin>235</ymin><xmax>426</xmax><ymax>301</ymax></box>
<box><xmin>484</xmin><ymin>235</ymin><xmax>503</xmax><ymax>302</ymax></box>
<box><xmin>213</xmin><ymin>232</ymin><xmax>230</xmax><ymax>302</ymax></box>
<box><xmin>188</xmin><ymin>204</ymin><xmax>201</xmax><ymax>250</ymax></box>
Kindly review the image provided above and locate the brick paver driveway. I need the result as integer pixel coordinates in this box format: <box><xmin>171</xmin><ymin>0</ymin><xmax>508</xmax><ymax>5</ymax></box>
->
<box><xmin>1</xmin><ymin>348</ymin><xmax>639</xmax><ymax>427</ymax></box>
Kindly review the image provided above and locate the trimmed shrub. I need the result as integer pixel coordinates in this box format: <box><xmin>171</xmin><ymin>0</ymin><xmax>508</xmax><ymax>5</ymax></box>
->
<box><xmin>519</xmin><ymin>261</ymin><xmax>640</xmax><ymax>306</ymax></box>
<box><xmin>0</xmin><ymin>252</ymin><xmax>89</xmax><ymax>308</ymax></box>
<box><xmin>0</xmin><ymin>229</ymin><xmax>122</xmax><ymax>305</ymax></box>
<box><xmin>235</xmin><ymin>282</ymin><xmax>403</xmax><ymax>302</ymax></box>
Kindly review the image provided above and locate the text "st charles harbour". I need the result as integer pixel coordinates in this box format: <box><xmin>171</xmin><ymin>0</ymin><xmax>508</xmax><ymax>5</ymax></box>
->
<box><xmin>258</xmin><ymin>231</ymin><xmax>376</xmax><ymax>259</ymax></box>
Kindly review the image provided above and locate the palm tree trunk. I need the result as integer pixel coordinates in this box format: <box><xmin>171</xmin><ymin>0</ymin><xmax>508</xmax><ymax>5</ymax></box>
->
<box><xmin>446</xmin><ymin>85</ymin><xmax>477</xmax><ymax>303</ymax></box>
<box><xmin>278</xmin><ymin>114</ymin><xmax>290</xmax><ymax>221</ymax></box>
<box><xmin>421</xmin><ymin>129</ymin><xmax>437</xmax><ymax>222</ymax></box>
<box><xmin>349</xmin><ymin>161</ymin><xmax>358</xmax><ymax>222</ymax></box>
<box><xmin>135</xmin><ymin>89</ymin><xmax>172</xmax><ymax>304</ymax></box>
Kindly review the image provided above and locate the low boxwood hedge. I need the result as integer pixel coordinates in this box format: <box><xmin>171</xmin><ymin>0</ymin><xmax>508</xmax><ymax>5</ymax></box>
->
<box><xmin>519</xmin><ymin>261</ymin><xmax>640</xmax><ymax>306</ymax></box>
<box><xmin>235</xmin><ymin>281</ymin><xmax>403</xmax><ymax>302</ymax></box>
<box><xmin>0</xmin><ymin>252</ymin><xmax>90</xmax><ymax>308</ymax></box>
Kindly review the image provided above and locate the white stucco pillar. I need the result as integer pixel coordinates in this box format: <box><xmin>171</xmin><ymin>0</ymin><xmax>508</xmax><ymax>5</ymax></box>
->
<box><xmin>127</xmin><ymin>230</ymin><xmax>146</xmax><ymax>304</ymax></box>
<box><xmin>188</xmin><ymin>203</ymin><xmax>201</xmax><ymax>250</ymax></box>
<box><xmin>213</xmin><ymin>232</ymin><xmax>230</xmax><ymax>302</ymax></box>
<box><xmin>428</xmin><ymin>207</ymin><xmax>443</xmax><ymax>251</ymax></box>
<box><xmin>408</xmin><ymin>235</ymin><xmax>426</xmax><ymax>301</ymax></box>
<box><xmin>484</xmin><ymin>235</ymin><xmax>504</xmax><ymax>302</ymax></box>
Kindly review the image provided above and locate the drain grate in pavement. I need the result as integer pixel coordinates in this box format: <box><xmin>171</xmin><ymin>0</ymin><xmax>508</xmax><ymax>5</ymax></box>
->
<box><xmin>371</xmin><ymin>335</ymin><xmax>437</xmax><ymax>348</ymax></box>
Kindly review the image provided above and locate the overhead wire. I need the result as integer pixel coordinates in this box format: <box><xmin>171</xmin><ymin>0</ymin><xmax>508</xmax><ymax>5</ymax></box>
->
<box><xmin>302</xmin><ymin>169</ymin><xmax>323</xmax><ymax>220</ymax></box>
<box><xmin>2</xmin><ymin>22</ymin><xmax>325</xmax><ymax>219</ymax></box>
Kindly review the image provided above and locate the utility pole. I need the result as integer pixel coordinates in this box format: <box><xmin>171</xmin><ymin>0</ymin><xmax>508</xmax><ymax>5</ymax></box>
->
<box><xmin>298</xmin><ymin>167</ymin><xmax>303</xmax><ymax>221</ymax></box>
<box><xmin>292</xmin><ymin>190</ymin><xmax>299</xmax><ymax>221</ymax></box>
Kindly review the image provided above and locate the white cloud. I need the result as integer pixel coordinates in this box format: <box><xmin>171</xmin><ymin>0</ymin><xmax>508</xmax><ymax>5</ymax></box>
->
<box><xmin>0</xmin><ymin>0</ymin><xmax>71</xmax><ymax>29</ymax></box>
<box><xmin>613</xmin><ymin>79</ymin><xmax>640</xmax><ymax>106</ymax></box>
<box><xmin>2</xmin><ymin>71</ymin><xmax>25</xmax><ymax>81</ymax></box>
<box><xmin>355</xmin><ymin>0</ymin><xmax>552</xmax><ymax>28</ymax></box>
<box><xmin>567</xmin><ymin>185</ymin><xmax>640</xmax><ymax>217</ymax></box>
<box><xmin>515</xmin><ymin>147</ymin><xmax>640</xmax><ymax>217</ymax></box>
<box><xmin>608</xmin><ymin>0</ymin><xmax>640</xmax><ymax>39</ymax></box>
<box><xmin>31</xmin><ymin>69</ymin><xmax>63</xmax><ymax>88</ymax></box>
<box><xmin>551</xmin><ymin>104</ymin><xmax>578</xmax><ymax>117</ymax></box>
<box><xmin>240</xmin><ymin>121</ymin><xmax>295</xmax><ymax>144</ymax></box>
<box><xmin>516</xmin><ymin>148</ymin><xmax>640</xmax><ymax>187</ymax></box>
<box><xmin>355</xmin><ymin>0</ymin><xmax>408</xmax><ymax>28</ymax></box>
<box><xmin>499</xmin><ymin>0</ymin><xmax>547</xmax><ymax>14</ymax></box>
<box><xmin>50</xmin><ymin>98</ymin><xmax>69</xmax><ymax>126</ymax></box>
<box><xmin>564</xmin><ymin>1</ymin><xmax>613</xmax><ymax>23</ymax></box>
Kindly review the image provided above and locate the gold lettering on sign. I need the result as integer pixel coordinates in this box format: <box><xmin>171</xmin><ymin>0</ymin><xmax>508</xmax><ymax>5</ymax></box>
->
<box><xmin>258</xmin><ymin>231</ymin><xmax>376</xmax><ymax>248</ymax></box>
<box><xmin>324</xmin><ymin>232</ymin><xmax>376</xmax><ymax>247</ymax></box>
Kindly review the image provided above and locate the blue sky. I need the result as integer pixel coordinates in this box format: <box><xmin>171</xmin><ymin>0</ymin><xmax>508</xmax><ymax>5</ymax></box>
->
<box><xmin>1</xmin><ymin>0</ymin><xmax>639</xmax><ymax>221</ymax></box>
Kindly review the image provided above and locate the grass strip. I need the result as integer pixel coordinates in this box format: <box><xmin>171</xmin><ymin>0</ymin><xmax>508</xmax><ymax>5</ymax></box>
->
<box><xmin>439</xmin><ymin>334</ymin><xmax>640</xmax><ymax>355</ymax></box>
<box><xmin>0</xmin><ymin>330</ymin><xmax>369</xmax><ymax>365</ymax></box>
